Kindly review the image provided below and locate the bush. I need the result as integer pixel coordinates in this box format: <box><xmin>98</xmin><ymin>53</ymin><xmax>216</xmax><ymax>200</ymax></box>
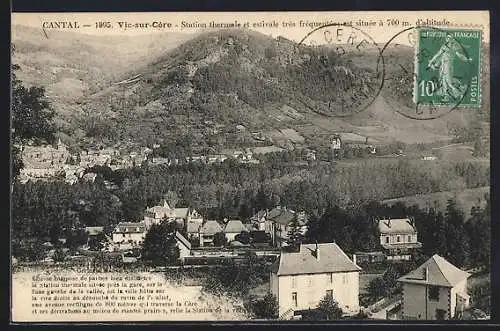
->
<box><xmin>249</xmin><ymin>293</ymin><xmax>279</xmax><ymax>319</ymax></box>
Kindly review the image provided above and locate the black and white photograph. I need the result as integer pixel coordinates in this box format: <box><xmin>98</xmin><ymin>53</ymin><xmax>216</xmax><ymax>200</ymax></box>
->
<box><xmin>10</xmin><ymin>10</ymin><xmax>491</xmax><ymax>322</ymax></box>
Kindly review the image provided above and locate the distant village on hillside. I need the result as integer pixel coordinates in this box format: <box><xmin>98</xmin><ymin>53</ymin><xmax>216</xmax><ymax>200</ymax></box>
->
<box><xmin>16</xmin><ymin>132</ymin><xmax>381</xmax><ymax>185</ymax></box>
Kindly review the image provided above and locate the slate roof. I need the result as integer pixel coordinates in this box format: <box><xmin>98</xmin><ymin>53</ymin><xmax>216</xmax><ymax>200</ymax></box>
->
<box><xmin>378</xmin><ymin>218</ymin><xmax>417</xmax><ymax>234</ymax></box>
<box><xmin>114</xmin><ymin>222</ymin><xmax>146</xmax><ymax>233</ymax></box>
<box><xmin>397</xmin><ymin>254</ymin><xmax>471</xmax><ymax>287</ymax></box>
<box><xmin>224</xmin><ymin>220</ymin><xmax>247</xmax><ymax>233</ymax></box>
<box><xmin>174</xmin><ymin>208</ymin><xmax>190</xmax><ymax>219</ymax></box>
<box><xmin>200</xmin><ymin>220</ymin><xmax>223</xmax><ymax>235</ymax></box>
<box><xmin>146</xmin><ymin>205</ymin><xmax>167</xmax><ymax>215</ymax></box>
<box><xmin>273</xmin><ymin>242</ymin><xmax>361</xmax><ymax>276</ymax></box>
<box><xmin>187</xmin><ymin>221</ymin><xmax>202</xmax><ymax>233</ymax></box>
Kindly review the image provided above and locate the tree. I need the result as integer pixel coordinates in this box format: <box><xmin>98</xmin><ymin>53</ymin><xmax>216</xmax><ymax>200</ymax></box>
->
<box><xmin>142</xmin><ymin>222</ymin><xmax>180</xmax><ymax>266</ymax></box>
<box><xmin>11</xmin><ymin>58</ymin><xmax>56</xmax><ymax>179</ymax></box>
<box><xmin>164</xmin><ymin>190</ymin><xmax>179</xmax><ymax>209</ymax></box>
<box><xmin>213</xmin><ymin>232</ymin><xmax>228</xmax><ymax>247</ymax></box>
<box><xmin>235</xmin><ymin>230</ymin><xmax>251</xmax><ymax>244</ymax></box>
<box><xmin>53</xmin><ymin>248</ymin><xmax>66</xmax><ymax>262</ymax></box>
<box><xmin>286</xmin><ymin>214</ymin><xmax>304</xmax><ymax>248</ymax></box>
<box><xmin>366</xmin><ymin>277</ymin><xmax>386</xmax><ymax>302</ymax></box>
<box><xmin>316</xmin><ymin>293</ymin><xmax>343</xmax><ymax>320</ymax></box>
<box><xmin>250</xmin><ymin>293</ymin><xmax>279</xmax><ymax>319</ymax></box>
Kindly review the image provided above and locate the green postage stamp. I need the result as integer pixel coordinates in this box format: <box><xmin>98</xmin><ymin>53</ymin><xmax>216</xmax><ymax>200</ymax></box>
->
<box><xmin>414</xmin><ymin>27</ymin><xmax>482</xmax><ymax>108</ymax></box>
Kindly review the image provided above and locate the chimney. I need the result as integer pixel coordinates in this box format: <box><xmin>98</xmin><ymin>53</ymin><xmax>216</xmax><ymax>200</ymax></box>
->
<box><xmin>387</xmin><ymin>217</ymin><xmax>391</xmax><ymax>228</ymax></box>
<box><xmin>352</xmin><ymin>253</ymin><xmax>357</xmax><ymax>265</ymax></box>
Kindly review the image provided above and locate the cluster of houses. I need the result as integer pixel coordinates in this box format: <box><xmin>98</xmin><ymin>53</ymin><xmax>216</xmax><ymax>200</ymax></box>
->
<box><xmin>67</xmin><ymin>198</ymin><xmax>477</xmax><ymax>321</ymax></box>
<box><xmin>331</xmin><ymin>133</ymin><xmax>377</xmax><ymax>156</ymax></box>
<box><xmin>78</xmin><ymin>194</ymin><xmax>475</xmax><ymax>322</ymax></box>
<box><xmin>270</xmin><ymin>241</ymin><xmax>472</xmax><ymax>320</ymax></box>
<box><xmin>17</xmin><ymin>139</ymin><xmax>152</xmax><ymax>184</ymax></box>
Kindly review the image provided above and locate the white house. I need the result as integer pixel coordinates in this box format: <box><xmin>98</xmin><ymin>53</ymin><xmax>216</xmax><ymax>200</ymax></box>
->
<box><xmin>224</xmin><ymin>220</ymin><xmax>247</xmax><ymax>242</ymax></box>
<box><xmin>112</xmin><ymin>222</ymin><xmax>147</xmax><ymax>248</ymax></box>
<box><xmin>270</xmin><ymin>242</ymin><xmax>361</xmax><ymax>319</ymax></box>
<box><xmin>397</xmin><ymin>254</ymin><xmax>471</xmax><ymax>320</ymax></box>
<box><xmin>378</xmin><ymin>218</ymin><xmax>422</xmax><ymax>261</ymax></box>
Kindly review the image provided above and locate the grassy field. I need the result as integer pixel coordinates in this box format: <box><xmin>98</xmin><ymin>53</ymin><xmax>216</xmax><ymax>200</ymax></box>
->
<box><xmin>381</xmin><ymin>186</ymin><xmax>489</xmax><ymax>217</ymax></box>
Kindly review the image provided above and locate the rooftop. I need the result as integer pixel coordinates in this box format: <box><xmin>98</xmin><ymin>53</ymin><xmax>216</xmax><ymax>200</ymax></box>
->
<box><xmin>175</xmin><ymin>231</ymin><xmax>192</xmax><ymax>250</ymax></box>
<box><xmin>187</xmin><ymin>221</ymin><xmax>202</xmax><ymax>233</ymax></box>
<box><xmin>378</xmin><ymin>218</ymin><xmax>417</xmax><ymax>234</ymax></box>
<box><xmin>200</xmin><ymin>220</ymin><xmax>223</xmax><ymax>235</ymax></box>
<box><xmin>114</xmin><ymin>222</ymin><xmax>146</xmax><ymax>233</ymax></box>
<box><xmin>397</xmin><ymin>254</ymin><xmax>471</xmax><ymax>287</ymax></box>
<box><xmin>224</xmin><ymin>220</ymin><xmax>247</xmax><ymax>233</ymax></box>
<box><xmin>273</xmin><ymin>242</ymin><xmax>361</xmax><ymax>276</ymax></box>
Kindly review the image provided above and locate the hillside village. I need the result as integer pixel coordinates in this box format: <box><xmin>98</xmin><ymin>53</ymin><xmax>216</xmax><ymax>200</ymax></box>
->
<box><xmin>12</xmin><ymin>186</ymin><xmax>490</xmax><ymax>321</ymax></box>
<box><xmin>11</xmin><ymin>25</ymin><xmax>491</xmax><ymax>322</ymax></box>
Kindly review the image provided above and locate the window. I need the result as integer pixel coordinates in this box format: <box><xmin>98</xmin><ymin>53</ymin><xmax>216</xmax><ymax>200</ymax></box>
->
<box><xmin>385</xmin><ymin>236</ymin><xmax>389</xmax><ymax>244</ymax></box>
<box><xmin>291</xmin><ymin>276</ymin><xmax>297</xmax><ymax>288</ymax></box>
<box><xmin>308</xmin><ymin>276</ymin><xmax>314</xmax><ymax>287</ymax></box>
<box><xmin>326</xmin><ymin>290</ymin><xmax>333</xmax><ymax>297</ymax></box>
<box><xmin>397</xmin><ymin>236</ymin><xmax>401</xmax><ymax>243</ymax></box>
<box><xmin>429</xmin><ymin>286</ymin><xmax>439</xmax><ymax>301</ymax></box>
<box><xmin>329</xmin><ymin>273</ymin><xmax>333</xmax><ymax>283</ymax></box>
<box><xmin>408</xmin><ymin>235</ymin><xmax>412</xmax><ymax>242</ymax></box>
<box><xmin>292</xmin><ymin>292</ymin><xmax>297</xmax><ymax>307</ymax></box>
<box><xmin>343</xmin><ymin>275</ymin><xmax>348</xmax><ymax>284</ymax></box>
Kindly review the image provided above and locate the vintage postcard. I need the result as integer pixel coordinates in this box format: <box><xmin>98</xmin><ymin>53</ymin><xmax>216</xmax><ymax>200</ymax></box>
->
<box><xmin>10</xmin><ymin>11</ymin><xmax>491</xmax><ymax>322</ymax></box>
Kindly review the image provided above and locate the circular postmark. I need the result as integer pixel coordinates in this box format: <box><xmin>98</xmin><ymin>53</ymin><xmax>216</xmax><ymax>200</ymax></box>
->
<box><xmin>294</xmin><ymin>23</ymin><xmax>385</xmax><ymax>117</ymax></box>
<box><xmin>380</xmin><ymin>26</ymin><xmax>478</xmax><ymax>120</ymax></box>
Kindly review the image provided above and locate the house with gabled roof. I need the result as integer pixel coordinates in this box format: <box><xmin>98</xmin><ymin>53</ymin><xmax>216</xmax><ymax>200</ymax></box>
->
<box><xmin>112</xmin><ymin>222</ymin><xmax>147</xmax><ymax>248</ymax></box>
<box><xmin>270</xmin><ymin>242</ymin><xmax>361</xmax><ymax>319</ymax></box>
<box><xmin>251</xmin><ymin>206</ymin><xmax>308</xmax><ymax>248</ymax></box>
<box><xmin>143</xmin><ymin>197</ymin><xmax>203</xmax><ymax>230</ymax></box>
<box><xmin>397</xmin><ymin>254</ymin><xmax>471</xmax><ymax>320</ymax></box>
<box><xmin>224</xmin><ymin>220</ymin><xmax>247</xmax><ymax>242</ymax></box>
<box><xmin>378</xmin><ymin>217</ymin><xmax>422</xmax><ymax>261</ymax></box>
<box><xmin>199</xmin><ymin>220</ymin><xmax>223</xmax><ymax>247</ymax></box>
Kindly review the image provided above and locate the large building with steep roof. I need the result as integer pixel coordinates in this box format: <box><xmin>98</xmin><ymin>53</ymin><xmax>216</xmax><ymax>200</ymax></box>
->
<box><xmin>270</xmin><ymin>242</ymin><xmax>361</xmax><ymax>319</ymax></box>
<box><xmin>397</xmin><ymin>254</ymin><xmax>471</xmax><ymax>320</ymax></box>
<box><xmin>143</xmin><ymin>198</ymin><xmax>203</xmax><ymax>230</ymax></box>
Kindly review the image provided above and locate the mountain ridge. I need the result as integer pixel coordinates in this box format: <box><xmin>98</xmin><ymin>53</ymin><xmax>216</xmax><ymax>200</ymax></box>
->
<box><xmin>12</xmin><ymin>26</ymin><xmax>489</xmax><ymax>151</ymax></box>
